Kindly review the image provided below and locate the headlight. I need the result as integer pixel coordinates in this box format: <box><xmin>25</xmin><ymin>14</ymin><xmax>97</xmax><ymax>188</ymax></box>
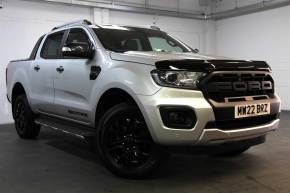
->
<box><xmin>151</xmin><ymin>70</ymin><xmax>206</xmax><ymax>89</ymax></box>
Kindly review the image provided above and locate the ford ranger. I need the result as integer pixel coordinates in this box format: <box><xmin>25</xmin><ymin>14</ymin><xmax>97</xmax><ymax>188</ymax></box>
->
<box><xmin>6</xmin><ymin>20</ymin><xmax>281</xmax><ymax>178</ymax></box>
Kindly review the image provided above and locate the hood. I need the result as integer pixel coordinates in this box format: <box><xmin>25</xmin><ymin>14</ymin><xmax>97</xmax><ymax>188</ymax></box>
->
<box><xmin>110</xmin><ymin>51</ymin><xmax>229</xmax><ymax>65</ymax></box>
<box><xmin>110</xmin><ymin>51</ymin><xmax>270</xmax><ymax>72</ymax></box>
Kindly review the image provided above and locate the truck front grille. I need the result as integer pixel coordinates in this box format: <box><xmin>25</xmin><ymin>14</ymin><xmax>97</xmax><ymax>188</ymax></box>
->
<box><xmin>199</xmin><ymin>71</ymin><xmax>279</xmax><ymax>131</ymax></box>
<box><xmin>199</xmin><ymin>71</ymin><xmax>274</xmax><ymax>102</ymax></box>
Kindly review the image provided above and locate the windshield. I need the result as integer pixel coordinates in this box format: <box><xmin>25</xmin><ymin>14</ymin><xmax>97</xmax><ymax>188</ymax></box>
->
<box><xmin>92</xmin><ymin>26</ymin><xmax>193</xmax><ymax>53</ymax></box>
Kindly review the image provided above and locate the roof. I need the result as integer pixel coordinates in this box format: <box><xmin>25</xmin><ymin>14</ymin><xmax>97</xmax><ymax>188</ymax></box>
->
<box><xmin>51</xmin><ymin>19</ymin><xmax>161</xmax><ymax>32</ymax></box>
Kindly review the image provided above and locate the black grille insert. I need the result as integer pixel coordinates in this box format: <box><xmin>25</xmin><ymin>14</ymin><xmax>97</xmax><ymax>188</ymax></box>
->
<box><xmin>199</xmin><ymin>72</ymin><xmax>274</xmax><ymax>102</ymax></box>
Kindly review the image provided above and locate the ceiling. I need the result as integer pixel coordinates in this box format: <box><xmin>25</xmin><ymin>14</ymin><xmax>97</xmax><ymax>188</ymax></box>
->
<box><xmin>22</xmin><ymin>0</ymin><xmax>290</xmax><ymax>20</ymax></box>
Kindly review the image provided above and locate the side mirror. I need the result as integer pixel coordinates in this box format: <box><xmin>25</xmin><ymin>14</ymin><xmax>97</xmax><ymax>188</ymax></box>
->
<box><xmin>193</xmin><ymin>48</ymin><xmax>199</xmax><ymax>53</ymax></box>
<box><xmin>62</xmin><ymin>42</ymin><xmax>94</xmax><ymax>59</ymax></box>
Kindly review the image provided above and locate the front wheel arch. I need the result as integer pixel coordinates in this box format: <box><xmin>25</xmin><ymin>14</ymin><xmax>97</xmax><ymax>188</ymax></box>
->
<box><xmin>95</xmin><ymin>88</ymin><xmax>139</xmax><ymax>126</ymax></box>
<box><xmin>94</xmin><ymin>87</ymin><xmax>158</xmax><ymax>144</ymax></box>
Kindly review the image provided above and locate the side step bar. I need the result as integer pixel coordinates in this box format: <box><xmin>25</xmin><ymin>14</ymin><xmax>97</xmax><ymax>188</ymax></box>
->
<box><xmin>35</xmin><ymin>115</ymin><xmax>95</xmax><ymax>139</ymax></box>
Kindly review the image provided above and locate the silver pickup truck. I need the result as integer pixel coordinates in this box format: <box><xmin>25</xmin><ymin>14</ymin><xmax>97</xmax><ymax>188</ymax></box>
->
<box><xmin>6</xmin><ymin>20</ymin><xmax>281</xmax><ymax>178</ymax></box>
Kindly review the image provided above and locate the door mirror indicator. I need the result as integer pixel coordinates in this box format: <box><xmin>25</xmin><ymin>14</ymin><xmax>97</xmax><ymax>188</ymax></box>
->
<box><xmin>62</xmin><ymin>42</ymin><xmax>95</xmax><ymax>59</ymax></box>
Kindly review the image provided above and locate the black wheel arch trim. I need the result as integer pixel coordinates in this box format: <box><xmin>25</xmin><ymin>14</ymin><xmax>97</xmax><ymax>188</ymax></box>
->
<box><xmin>94</xmin><ymin>88</ymin><xmax>153</xmax><ymax>135</ymax></box>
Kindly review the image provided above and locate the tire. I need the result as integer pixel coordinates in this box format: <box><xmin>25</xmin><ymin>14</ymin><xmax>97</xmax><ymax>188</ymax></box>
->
<box><xmin>13</xmin><ymin>94</ymin><xmax>40</xmax><ymax>139</ymax></box>
<box><xmin>213</xmin><ymin>146</ymin><xmax>250</xmax><ymax>157</ymax></box>
<box><xmin>96</xmin><ymin>103</ymin><xmax>168</xmax><ymax>178</ymax></box>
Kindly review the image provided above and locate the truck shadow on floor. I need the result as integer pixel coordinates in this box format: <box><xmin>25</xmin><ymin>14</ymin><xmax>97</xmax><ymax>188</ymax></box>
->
<box><xmin>40</xmin><ymin>127</ymin><xmax>264</xmax><ymax>180</ymax></box>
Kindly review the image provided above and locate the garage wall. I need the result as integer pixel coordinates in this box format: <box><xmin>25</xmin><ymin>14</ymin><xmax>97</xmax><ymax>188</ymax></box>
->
<box><xmin>0</xmin><ymin>0</ymin><xmax>214</xmax><ymax>124</ymax></box>
<box><xmin>215</xmin><ymin>5</ymin><xmax>290</xmax><ymax>110</ymax></box>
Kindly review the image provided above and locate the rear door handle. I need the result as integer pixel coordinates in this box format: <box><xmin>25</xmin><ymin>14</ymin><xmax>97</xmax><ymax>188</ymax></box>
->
<box><xmin>56</xmin><ymin>66</ymin><xmax>64</xmax><ymax>73</ymax></box>
<box><xmin>34</xmin><ymin>65</ymin><xmax>40</xmax><ymax>71</ymax></box>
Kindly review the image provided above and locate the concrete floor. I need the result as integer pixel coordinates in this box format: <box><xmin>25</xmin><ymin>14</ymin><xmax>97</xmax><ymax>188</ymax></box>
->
<box><xmin>0</xmin><ymin>112</ymin><xmax>289</xmax><ymax>193</ymax></box>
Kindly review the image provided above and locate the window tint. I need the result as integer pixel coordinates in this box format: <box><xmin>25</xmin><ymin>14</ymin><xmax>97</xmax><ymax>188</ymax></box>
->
<box><xmin>93</xmin><ymin>28</ymin><xmax>149</xmax><ymax>52</ymax></box>
<box><xmin>29</xmin><ymin>35</ymin><xmax>45</xmax><ymax>60</ymax></box>
<box><xmin>66</xmin><ymin>28</ymin><xmax>90</xmax><ymax>46</ymax></box>
<box><xmin>93</xmin><ymin>27</ymin><xmax>191</xmax><ymax>53</ymax></box>
<box><xmin>41</xmin><ymin>32</ymin><xmax>64</xmax><ymax>59</ymax></box>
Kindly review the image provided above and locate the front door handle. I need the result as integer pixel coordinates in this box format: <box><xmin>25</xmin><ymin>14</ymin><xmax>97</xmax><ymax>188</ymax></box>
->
<box><xmin>56</xmin><ymin>66</ymin><xmax>64</xmax><ymax>73</ymax></box>
<box><xmin>34</xmin><ymin>65</ymin><xmax>40</xmax><ymax>71</ymax></box>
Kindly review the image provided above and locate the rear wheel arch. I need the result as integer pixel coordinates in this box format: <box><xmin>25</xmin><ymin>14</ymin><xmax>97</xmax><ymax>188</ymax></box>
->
<box><xmin>13</xmin><ymin>94</ymin><xmax>40</xmax><ymax>139</ymax></box>
<box><xmin>12</xmin><ymin>83</ymin><xmax>26</xmax><ymax>117</ymax></box>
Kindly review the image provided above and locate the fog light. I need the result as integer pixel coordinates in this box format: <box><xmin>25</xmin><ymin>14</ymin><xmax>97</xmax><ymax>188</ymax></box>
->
<box><xmin>169</xmin><ymin>112</ymin><xmax>186</xmax><ymax>124</ymax></box>
<box><xmin>160</xmin><ymin>106</ymin><xmax>197</xmax><ymax>129</ymax></box>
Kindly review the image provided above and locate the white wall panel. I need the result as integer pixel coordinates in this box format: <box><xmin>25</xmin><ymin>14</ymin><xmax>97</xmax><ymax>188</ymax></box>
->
<box><xmin>216</xmin><ymin>6</ymin><xmax>290</xmax><ymax>110</ymax></box>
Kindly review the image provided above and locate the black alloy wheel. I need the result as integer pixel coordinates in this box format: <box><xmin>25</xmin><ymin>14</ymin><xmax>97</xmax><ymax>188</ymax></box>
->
<box><xmin>14</xmin><ymin>98</ymin><xmax>26</xmax><ymax>134</ymax></box>
<box><xmin>96</xmin><ymin>103</ymin><xmax>168</xmax><ymax>178</ymax></box>
<box><xmin>13</xmin><ymin>94</ymin><xmax>40</xmax><ymax>139</ymax></box>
